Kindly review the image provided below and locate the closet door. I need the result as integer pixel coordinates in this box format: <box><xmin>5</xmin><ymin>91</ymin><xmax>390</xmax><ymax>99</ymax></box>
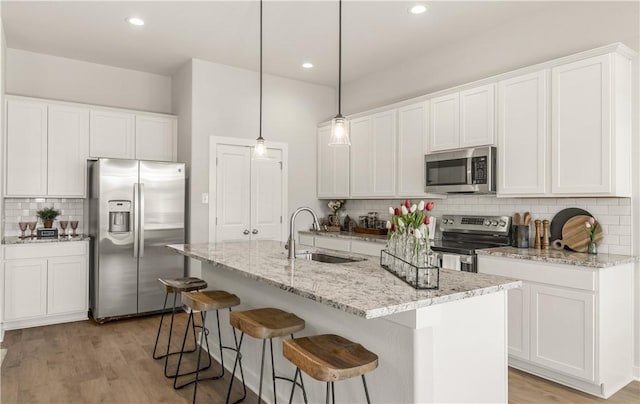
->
<box><xmin>251</xmin><ymin>149</ymin><xmax>284</xmax><ymax>241</ymax></box>
<box><xmin>215</xmin><ymin>145</ymin><xmax>252</xmax><ymax>241</ymax></box>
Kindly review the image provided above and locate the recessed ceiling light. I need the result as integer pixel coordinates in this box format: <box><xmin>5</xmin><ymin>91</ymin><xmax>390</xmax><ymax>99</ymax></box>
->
<box><xmin>127</xmin><ymin>17</ymin><xmax>145</xmax><ymax>26</ymax></box>
<box><xmin>409</xmin><ymin>5</ymin><xmax>428</xmax><ymax>14</ymax></box>
<box><xmin>302</xmin><ymin>62</ymin><xmax>314</xmax><ymax>69</ymax></box>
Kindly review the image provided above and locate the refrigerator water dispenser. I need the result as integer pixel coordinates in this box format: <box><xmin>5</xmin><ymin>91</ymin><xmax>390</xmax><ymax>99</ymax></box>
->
<box><xmin>108</xmin><ymin>200</ymin><xmax>131</xmax><ymax>233</ymax></box>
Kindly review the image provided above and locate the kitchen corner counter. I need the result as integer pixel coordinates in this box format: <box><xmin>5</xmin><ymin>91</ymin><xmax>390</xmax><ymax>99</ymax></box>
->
<box><xmin>477</xmin><ymin>246</ymin><xmax>638</xmax><ymax>268</ymax></box>
<box><xmin>2</xmin><ymin>235</ymin><xmax>90</xmax><ymax>244</ymax></box>
<box><xmin>299</xmin><ymin>229</ymin><xmax>388</xmax><ymax>244</ymax></box>
<box><xmin>168</xmin><ymin>240</ymin><xmax>520</xmax><ymax>319</ymax></box>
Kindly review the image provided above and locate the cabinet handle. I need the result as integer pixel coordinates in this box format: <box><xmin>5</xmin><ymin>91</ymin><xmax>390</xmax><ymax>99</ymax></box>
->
<box><xmin>252</xmin><ymin>229</ymin><xmax>259</xmax><ymax>234</ymax></box>
<box><xmin>243</xmin><ymin>230</ymin><xmax>250</xmax><ymax>235</ymax></box>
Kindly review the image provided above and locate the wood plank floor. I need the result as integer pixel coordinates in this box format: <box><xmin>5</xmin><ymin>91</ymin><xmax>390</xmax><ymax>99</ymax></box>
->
<box><xmin>1</xmin><ymin>314</ymin><xmax>639</xmax><ymax>403</ymax></box>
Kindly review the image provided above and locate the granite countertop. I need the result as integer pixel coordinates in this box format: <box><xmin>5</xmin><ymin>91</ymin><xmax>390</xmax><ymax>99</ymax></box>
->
<box><xmin>167</xmin><ymin>240</ymin><xmax>521</xmax><ymax>319</ymax></box>
<box><xmin>3</xmin><ymin>235</ymin><xmax>90</xmax><ymax>245</ymax></box>
<box><xmin>477</xmin><ymin>246</ymin><xmax>638</xmax><ymax>268</ymax></box>
<box><xmin>299</xmin><ymin>230</ymin><xmax>388</xmax><ymax>244</ymax></box>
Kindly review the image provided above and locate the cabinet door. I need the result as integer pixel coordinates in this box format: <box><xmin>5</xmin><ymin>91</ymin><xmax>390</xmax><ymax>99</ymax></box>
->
<box><xmin>5</xmin><ymin>99</ymin><xmax>48</xmax><ymax>196</ymax></box>
<box><xmin>4</xmin><ymin>259</ymin><xmax>48</xmax><ymax>321</ymax></box>
<box><xmin>497</xmin><ymin>71</ymin><xmax>548</xmax><ymax>195</ymax></box>
<box><xmin>89</xmin><ymin>109</ymin><xmax>135</xmax><ymax>159</ymax></box>
<box><xmin>551</xmin><ymin>55</ymin><xmax>611</xmax><ymax>194</ymax></box>
<box><xmin>215</xmin><ymin>145</ymin><xmax>252</xmax><ymax>241</ymax></box>
<box><xmin>135</xmin><ymin>115</ymin><xmax>177</xmax><ymax>162</ymax></box>
<box><xmin>507</xmin><ymin>283</ymin><xmax>530</xmax><ymax>360</ymax></box>
<box><xmin>251</xmin><ymin>149</ymin><xmax>284</xmax><ymax>241</ymax></box>
<box><xmin>349</xmin><ymin>116</ymin><xmax>373</xmax><ymax>196</ymax></box>
<box><xmin>47</xmin><ymin>104</ymin><xmax>89</xmax><ymax>197</ymax></box>
<box><xmin>47</xmin><ymin>256</ymin><xmax>88</xmax><ymax>315</ymax></box>
<box><xmin>460</xmin><ymin>84</ymin><xmax>496</xmax><ymax>148</ymax></box>
<box><xmin>317</xmin><ymin>126</ymin><xmax>349</xmax><ymax>198</ymax></box>
<box><xmin>530</xmin><ymin>283</ymin><xmax>595</xmax><ymax>381</ymax></box>
<box><xmin>429</xmin><ymin>93</ymin><xmax>459</xmax><ymax>152</ymax></box>
<box><xmin>398</xmin><ymin>102</ymin><xmax>429</xmax><ymax>197</ymax></box>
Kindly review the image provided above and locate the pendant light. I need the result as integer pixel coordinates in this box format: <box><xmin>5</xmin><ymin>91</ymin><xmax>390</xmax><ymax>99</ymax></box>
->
<box><xmin>253</xmin><ymin>0</ymin><xmax>268</xmax><ymax>159</ymax></box>
<box><xmin>328</xmin><ymin>0</ymin><xmax>350</xmax><ymax>146</ymax></box>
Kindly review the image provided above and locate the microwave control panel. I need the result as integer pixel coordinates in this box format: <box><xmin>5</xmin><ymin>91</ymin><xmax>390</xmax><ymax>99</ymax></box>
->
<box><xmin>472</xmin><ymin>156</ymin><xmax>488</xmax><ymax>184</ymax></box>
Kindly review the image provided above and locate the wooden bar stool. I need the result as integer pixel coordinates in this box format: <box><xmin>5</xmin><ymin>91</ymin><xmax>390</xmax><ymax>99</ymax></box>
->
<box><xmin>226</xmin><ymin>308</ymin><xmax>306</xmax><ymax>404</ymax></box>
<box><xmin>282</xmin><ymin>334</ymin><xmax>378</xmax><ymax>404</ymax></box>
<box><xmin>153</xmin><ymin>277</ymin><xmax>208</xmax><ymax>378</ymax></box>
<box><xmin>176</xmin><ymin>290</ymin><xmax>243</xmax><ymax>402</ymax></box>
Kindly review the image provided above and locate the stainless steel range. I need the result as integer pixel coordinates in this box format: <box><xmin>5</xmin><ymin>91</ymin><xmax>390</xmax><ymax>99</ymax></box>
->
<box><xmin>431</xmin><ymin>215</ymin><xmax>512</xmax><ymax>273</ymax></box>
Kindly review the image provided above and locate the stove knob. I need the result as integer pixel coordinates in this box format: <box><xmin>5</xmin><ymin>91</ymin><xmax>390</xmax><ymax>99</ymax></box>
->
<box><xmin>484</xmin><ymin>220</ymin><xmax>491</xmax><ymax>226</ymax></box>
<box><xmin>491</xmin><ymin>220</ymin><xmax>498</xmax><ymax>226</ymax></box>
<box><xmin>499</xmin><ymin>220</ymin><xmax>507</xmax><ymax>227</ymax></box>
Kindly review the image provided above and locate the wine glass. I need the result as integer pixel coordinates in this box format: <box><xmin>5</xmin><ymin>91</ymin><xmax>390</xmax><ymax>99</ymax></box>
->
<box><xmin>59</xmin><ymin>220</ymin><xmax>69</xmax><ymax>238</ymax></box>
<box><xmin>28</xmin><ymin>221</ymin><xmax>37</xmax><ymax>238</ymax></box>
<box><xmin>70</xmin><ymin>220</ymin><xmax>79</xmax><ymax>237</ymax></box>
<box><xmin>18</xmin><ymin>222</ymin><xmax>28</xmax><ymax>239</ymax></box>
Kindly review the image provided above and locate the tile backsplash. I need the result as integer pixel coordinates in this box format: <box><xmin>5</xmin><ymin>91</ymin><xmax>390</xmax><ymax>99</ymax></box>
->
<box><xmin>333</xmin><ymin>196</ymin><xmax>632</xmax><ymax>255</ymax></box>
<box><xmin>3</xmin><ymin>198</ymin><xmax>84</xmax><ymax>238</ymax></box>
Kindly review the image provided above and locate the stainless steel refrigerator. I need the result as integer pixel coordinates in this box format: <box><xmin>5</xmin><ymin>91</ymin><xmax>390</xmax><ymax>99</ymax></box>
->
<box><xmin>88</xmin><ymin>158</ymin><xmax>185</xmax><ymax>322</ymax></box>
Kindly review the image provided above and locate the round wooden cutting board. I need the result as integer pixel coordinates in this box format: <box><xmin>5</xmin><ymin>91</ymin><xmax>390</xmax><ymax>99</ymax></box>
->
<box><xmin>552</xmin><ymin>215</ymin><xmax>603</xmax><ymax>252</ymax></box>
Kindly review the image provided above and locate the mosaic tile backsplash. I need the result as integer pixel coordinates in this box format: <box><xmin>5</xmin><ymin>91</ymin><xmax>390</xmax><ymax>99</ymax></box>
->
<box><xmin>330</xmin><ymin>196</ymin><xmax>632</xmax><ymax>256</ymax></box>
<box><xmin>3</xmin><ymin>198</ymin><xmax>84</xmax><ymax>238</ymax></box>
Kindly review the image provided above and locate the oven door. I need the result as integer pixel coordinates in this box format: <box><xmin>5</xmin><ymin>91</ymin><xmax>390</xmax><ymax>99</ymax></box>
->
<box><xmin>434</xmin><ymin>252</ymin><xmax>477</xmax><ymax>273</ymax></box>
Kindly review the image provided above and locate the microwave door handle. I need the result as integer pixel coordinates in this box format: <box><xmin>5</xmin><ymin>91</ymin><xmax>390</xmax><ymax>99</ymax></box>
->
<box><xmin>467</xmin><ymin>158</ymin><xmax>473</xmax><ymax>185</ymax></box>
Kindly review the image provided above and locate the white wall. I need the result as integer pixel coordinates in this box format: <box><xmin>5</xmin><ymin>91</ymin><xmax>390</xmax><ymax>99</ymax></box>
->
<box><xmin>188</xmin><ymin>58</ymin><xmax>334</xmax><ymax>245</ymax></box>
<box><xmin>6</xmin><ymin>48</ymin><xmax>172</xmax><ymax>113</ymax></box>
<box><xmin>342</xmin><ymin>1</ymin><xmax>639</xmax><ymax>114</ymax></box>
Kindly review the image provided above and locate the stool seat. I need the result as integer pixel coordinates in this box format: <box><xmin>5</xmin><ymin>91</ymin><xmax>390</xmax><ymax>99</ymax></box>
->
<box><xmin>159</xmin><ymin>277</ymin><xmax>208</xmax><ymax>293</ymax></box>
<box><xmin>230</xmin><ymin>308</ymin><xmax>305</xmax><ymax>339</ymax></box>
<box><xmin>181</xmin><ymin>290</ymin><xmax>240</xmax><ymax>312</ymax></box>
<box><xmin>283</xmin><ymin>334</ymin><xmax>378</xmax><ymax>382</ymax></box>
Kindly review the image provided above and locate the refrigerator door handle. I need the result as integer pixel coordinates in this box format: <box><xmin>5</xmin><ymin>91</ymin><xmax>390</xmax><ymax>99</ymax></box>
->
<box><xmin>139</xmin><ymin>183</ymin><xmax>145</xmax><ymax>258</ymax></box>
<box><xmin>133</xmin><ymin>183</ymin><xmax>139</xmax><ymax>258</ymax></box>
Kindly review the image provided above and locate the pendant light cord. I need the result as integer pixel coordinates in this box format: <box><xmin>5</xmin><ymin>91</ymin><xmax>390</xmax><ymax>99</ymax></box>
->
<box><xmin>338</xmin><ymin>0</ymin><xmax>342</xmax><ymax>116</ymax></box>
<box><xmin>259</xmin><ymin>0</ymin><xmax>263</xmax><ymax>140</ymax></box>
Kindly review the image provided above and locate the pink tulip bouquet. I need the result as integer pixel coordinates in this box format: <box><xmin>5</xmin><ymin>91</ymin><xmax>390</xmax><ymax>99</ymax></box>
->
<box><xmin>386</xmin><ymin>199</ymin><xmax>435</xmax><ymax>240</ymax></box>
<box><xmin>585</xmin><ymin>217</ymin><xmax>599</xmax><ymax>242</ymax></box>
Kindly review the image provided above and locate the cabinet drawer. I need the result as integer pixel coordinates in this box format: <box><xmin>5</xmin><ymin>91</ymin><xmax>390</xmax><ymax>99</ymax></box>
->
<box><xmin>299</xmin><ymin>234</ymin><xmax>314</xmax><ymax>247</ymax></box>
<box><xmin>4</xmin><ymin>241</ymin><xmax>88</xmax><ymax>260</ymax></box>
<box><xmin>351</xmin><ymin>240</ymin><xmax>384</xmax><ymax>257</ymax></box>
<box><xmin>477</xmin><ymin>256</ymin><xmax>596</xmax><ymax>291</ymax></box>
<box><xmin>314</xmin><ymin>237</ymin><xmax>350</xmax><ymax>252</ymax></box>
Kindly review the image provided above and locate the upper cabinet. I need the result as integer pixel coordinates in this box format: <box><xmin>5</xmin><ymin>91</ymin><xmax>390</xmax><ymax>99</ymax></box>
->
<box><xmin>551</xmin><ymin>53</ymin><xmax>631</xmax><ymax>196</ymax></box>
<box><xmin>350</xmin><ymin>109</ymin><xmax>397</xmax><ymax>198</ymax></box>
<box><xmin>5</xmin><ymin>99</ymin><xmax>89</xmax><ymax>197</ymax></box>
<box><xmin>89</xmin><ymin>109</ymin><xmax>135</xmax><ymax>159</ymax></box>
<box><xmin>430</xmin><ymin>84</ymin><xmax>496</xmax><ymax>152</ymax></box>
<box><xmin>397</xmin><ymin>102</ymin><xmax>430</xmax><ymax>197</ymax></box>
<box><xmin>317</xmin><ymin>125</ymin><xmax>349</xmax><ymax>198</ymax></box>
<box><xmin>135</xmin><ymin>115</ymin><xmax>178</xmax><ymax>162</ymax></box>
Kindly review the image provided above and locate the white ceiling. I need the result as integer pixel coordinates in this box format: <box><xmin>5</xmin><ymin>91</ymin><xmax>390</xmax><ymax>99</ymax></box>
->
<box><xmin>2</xmin><ymin>1</ymin><xmax>556</xmax><ymax>86</ymax></box>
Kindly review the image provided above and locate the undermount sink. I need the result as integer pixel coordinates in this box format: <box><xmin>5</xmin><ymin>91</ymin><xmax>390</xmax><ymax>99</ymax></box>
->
<box><xmin>296</xmin><ymin>252</ymin><xmax>364</xmax><ymax>264</ymax></box>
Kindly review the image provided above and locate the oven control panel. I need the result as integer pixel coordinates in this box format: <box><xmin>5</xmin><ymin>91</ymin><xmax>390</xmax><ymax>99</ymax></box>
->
<box><xmin>440</xmin><ymin>215</ymin><xmax>511</xmax><ymax>235</ymax></box>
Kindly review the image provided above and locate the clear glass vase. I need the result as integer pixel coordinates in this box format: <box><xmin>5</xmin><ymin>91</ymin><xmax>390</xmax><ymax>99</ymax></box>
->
<box><xmin>587</xmin><ymin>241</ymin><xmax>597</xmax><ymax>255</ymax></box>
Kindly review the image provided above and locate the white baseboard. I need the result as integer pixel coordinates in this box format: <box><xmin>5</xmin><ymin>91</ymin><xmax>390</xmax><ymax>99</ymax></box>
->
<box><xmin>3</xmin><ymin>311</ymin><xmax>88</xmax><ymax>331</ymax></box>
<box><xmin>633</xmin><ymin>365</ymin><xmax>640</xmax><ymax>381</ymax></box>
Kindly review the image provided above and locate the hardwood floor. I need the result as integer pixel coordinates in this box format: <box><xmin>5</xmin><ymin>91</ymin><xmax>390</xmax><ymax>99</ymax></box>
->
<box><xmin>1</xmin><ymin>314</ymin><xmax>639</xmax><ymax>403</ymax></box>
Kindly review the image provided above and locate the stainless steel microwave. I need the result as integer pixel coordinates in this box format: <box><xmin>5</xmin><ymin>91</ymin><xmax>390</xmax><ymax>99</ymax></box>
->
<box><xmin>424</xmin><ymin>146</ymin><xmax>496</xmax><ymax>194</ymax></box>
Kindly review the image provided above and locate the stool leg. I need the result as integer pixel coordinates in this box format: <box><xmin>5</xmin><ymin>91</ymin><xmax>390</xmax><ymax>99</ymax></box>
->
<box><xmin>331</xmin><ymin>382</ymin><xmax>335</xmax><ymax>404</ymax></box>
<box><xmin>258</xmin><ymin>339</ymin><xmax>267</xmax><ymax>403</ymax></box>
<box><xmin>152</xmin><ymin>291</ymin><xmax>170</xmax><ymax>359</ymax></box>
<box><xmin>216</xmin><ymin>309</ymin><xmax>224</xmax><ymax>374</ymax></box>
<box><xmin>288</xmin><ymin>367</ymin><xmax>307</xmax><ymax>404</ymax></box>
<box><xmin>362</xmin><ymin>375</ymin><xmax>371</xmax><ymax>404</ymax></box>
<box><xmin>325</xmin><ymin>383</ymin><xmax>330</xmax><ymax>404</ymax></box>
<box><xmin>225</xmin><ymin>331</ymin><xmax>246</xmax><ymax>404</ymax></box>
<box><xmin>191</xmin><ymin>310</ymin><xmax>208</xmax><ymax>404</ymax></box>
<box><xmin>173</xmin><ymin>310</ymin><xmax>194</xmax><ymax>384</ymax></box>
<box><xmin>269</xmin><ymin>338</ymin><xmax>278</xmax><ymax>404</ymax></box>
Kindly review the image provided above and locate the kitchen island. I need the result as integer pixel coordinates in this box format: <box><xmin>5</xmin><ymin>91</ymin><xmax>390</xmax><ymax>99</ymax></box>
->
<box><xmin>168</xmin><ymin>240</ymin><xmax>521</xmax><ymax>403</ymax></box>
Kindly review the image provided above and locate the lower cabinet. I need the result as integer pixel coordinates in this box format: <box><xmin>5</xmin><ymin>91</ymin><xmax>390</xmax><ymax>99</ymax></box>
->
<box><xmin>298</xmin><ymin>233</ymin><xmax>384</xmax><ymax>257</ymax></box>
<box><xmin>2</xmin><ymin>241</ymin><xmax>89</xmax><ymax>330</ymax></box>
<box><xmin>477</xmin><ymin>255</ymin><xmax>633</xmax><ymax>398</ymax></box>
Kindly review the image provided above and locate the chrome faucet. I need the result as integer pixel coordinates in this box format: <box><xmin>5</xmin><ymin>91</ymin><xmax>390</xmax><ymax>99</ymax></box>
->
<box><xmin>286</xmin><ymin>207</ymin><xmax>321</xmax><ymax>259</ymax></box>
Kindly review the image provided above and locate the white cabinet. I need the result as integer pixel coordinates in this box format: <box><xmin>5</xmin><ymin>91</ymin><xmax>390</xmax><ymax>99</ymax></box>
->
<box><xmin>47</xmin><ymin>104</ymin><xmax>89</xmax><ymax>197</ymax></box>
<box><xmin>5</xmin><ymin>99</ymin><xmax>48</xmax><ymax>196</ymax></box>
<box><xmin>529</xmin><ymin>283</ymin><xmax>594</xmax><ymax>381</ymax></box>
<box><xmin>89</xmin><ymin>109</ymin><xmax>135</xmax><ymax>159</ymax></box>
<box><xmin>2</xmin><ymin>241</ymin><xmax>89</xmax><ymax>330</ymax></box>
<box><xmin>397</xmin><ymin>102</ymin><xmax>429</xmax><ymax>197</ymax></box>
<box><xmin>4</xmin><ymin>98</ymin><xmax>89</xmax><ymax>197</ymax></box>
<box><xmin>350</xmin><ymin>110</ymin><xmax>397</xmax><ymax>198</ymax></box>
<box><xmin>497</xmin><ymin>71</ymin><xmax>548</xmax><ymax>196</ymax></box>
<box><xmin>317</xmin><ymin>125</ymin><xmax>349</xmax><ymax>198</ymax></box>
<box><xmin>429</xmin><ymin>84</ymin><xmax>495</xmax><ymax>152</ymax></box>
<box><xmin>135</xmin><ymin>115</ymin><xmax>177</xmax><ymax>162</ymax></box>
<box><xmin>477</xmin><ymin>255</ymin><xmax>633</xmax><ymax>398</ymax></box>
<box><xmin>551</xmin><ymin>53</ymin><xmax>631</xmax><ymax>196</ymax></box>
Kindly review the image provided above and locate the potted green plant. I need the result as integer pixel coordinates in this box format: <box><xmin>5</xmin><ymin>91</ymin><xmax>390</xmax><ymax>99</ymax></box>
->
<box><xmin>36</xmin><ymin>207</ymin><xmax>60</xmax><ymax>229</ymax></box>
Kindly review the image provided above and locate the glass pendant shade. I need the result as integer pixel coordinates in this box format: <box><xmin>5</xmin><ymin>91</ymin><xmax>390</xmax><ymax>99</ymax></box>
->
<box><xmin>329</xmin><ymin>114</ymin><xmax>350</xmax><ymax>146</ymax></box>
<box><xmin>253</xmin><ymin>137</ymin><xmax>268</xmax><ymax>159</ymax></box>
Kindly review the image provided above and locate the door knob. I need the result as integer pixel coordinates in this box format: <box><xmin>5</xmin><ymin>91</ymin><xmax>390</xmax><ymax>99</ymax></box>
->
<box><xmin>252</xmin><ymin>229</ymin><xmax>259</xmax><ymax>234</ymax></box>
<box><xmin>243</xmin><ymin>229</ymin><xmax>250</xmax><ymax>235</ymax></box>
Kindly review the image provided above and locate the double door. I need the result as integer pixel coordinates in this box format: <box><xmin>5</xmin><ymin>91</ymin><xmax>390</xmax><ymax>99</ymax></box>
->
<box><xmin>215</xmin><ymin>145</ymin><xmax>284</xmax><ymax>242</ymax></box>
